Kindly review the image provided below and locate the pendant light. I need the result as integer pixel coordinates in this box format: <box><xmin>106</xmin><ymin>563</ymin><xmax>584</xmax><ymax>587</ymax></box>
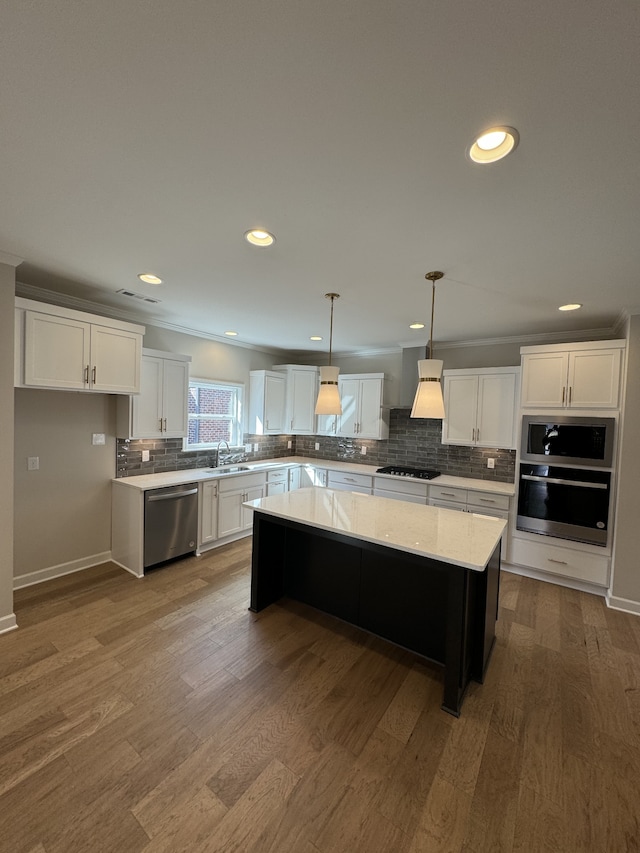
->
<box><xmin>410</xmin><ymin>271</ymin><xmax>445</xmax><ymax>419</ymax></box>
<box><xmin>315</xmin><ymin>293</ymin><xmax>342</xmax><ymax>415</ymax></box>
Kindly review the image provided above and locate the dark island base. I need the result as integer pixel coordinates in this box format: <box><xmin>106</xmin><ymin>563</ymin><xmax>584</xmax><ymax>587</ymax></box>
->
<box><xmin>249</xmin><ymin>512</ymin><xmax>501</xmax><ymax>716</ymax></box>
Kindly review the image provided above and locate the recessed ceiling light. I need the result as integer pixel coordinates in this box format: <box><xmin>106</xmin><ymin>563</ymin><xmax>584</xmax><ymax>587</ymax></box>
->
<box><xmin>468</xmin><ymin>126</ymin><xmax>519</xmax><ymax>164</ymax></box>
<box><xmin>558</xmin><ymin>303</ymin><xmax>583</xmax><ymax>311</ymax></box>
<box><xmin>409</xmin><ymin>322</ymin><xmax>425</xmax><ymax>330</ymax></box>
<box><xmin>310</xmin><ymin>336</ymin><xmax>323</xmax><ymax>341</ymax></box>
<box><xmin>138</xmin><ymin>273</ymin><xmax>162</xmax><ymax>285</ymax></box>
<box><xmin>244</xmin><ymin>229</ymin><xmax>276</xmax><ymax>247</ymax></box>
<box><xmin>224</xmin><ymin>330</ymin><xmax>238</xmax><ymax>336</ymax></box>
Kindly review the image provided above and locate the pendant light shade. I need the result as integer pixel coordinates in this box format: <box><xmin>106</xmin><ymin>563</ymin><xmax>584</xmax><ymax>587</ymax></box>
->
<box><xmin>410</xmin><ymin>271</ymin><xmax>446</xmax><ymax>419</ymax></box>
<box><xmin>315</xmin><ymin>293</ymin><xmax>342</xmax><ymax>416</ymax></box>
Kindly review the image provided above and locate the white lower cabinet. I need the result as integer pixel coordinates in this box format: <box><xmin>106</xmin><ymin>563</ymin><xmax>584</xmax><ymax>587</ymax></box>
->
<box><xmin>217</xmin><ymin>472</ymin><xmax>267</xmax><ymax>538</ymax></box>
<box><xmin>288</xmin><ymin>466</ymin><xmax>301</xmax><ymax>491</ymax></box>
<box><xmin>373</xmin><ymin>477</ymin><xmax>428</xmax><ymax>504</ymax></box>
<box><xmin>199</xmin><ymin>480</ymin><xmax>219</xmax><ymax>545</ymax></box>
<box><xmin>266</xmin><ymin>467</ymin><xmax>289</xmax><ymax>496</ymax></box>
<box><xmin>510</xmin><ymin>536</ymin><xmax>609</xmax><ymax>587</ymax></box>
<box><xmin>327</xmin><ymin>470</ymin><xmax>372</xmax><ymax>494</ymax></box>
<box><xmin>299</xmin><ymin>466</ymin><xmax>328</xmax><ymax>487</ymax></box>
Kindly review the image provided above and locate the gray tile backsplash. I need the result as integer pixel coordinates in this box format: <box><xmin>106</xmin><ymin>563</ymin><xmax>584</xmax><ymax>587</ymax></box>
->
<box><xmin>116</xmin><ymin>409</ymin><xmax>514</xmax><ymax>483</ymax></box>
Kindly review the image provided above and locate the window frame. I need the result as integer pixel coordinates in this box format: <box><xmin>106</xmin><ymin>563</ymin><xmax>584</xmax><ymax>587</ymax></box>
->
<box><xmin>182</xmin><ymin>377</ymin><xmax>245</xmax><ymax>451</ymax></box>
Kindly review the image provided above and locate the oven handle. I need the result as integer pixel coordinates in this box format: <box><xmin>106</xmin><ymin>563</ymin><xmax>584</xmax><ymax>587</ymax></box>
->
<box><xmin>520</xmin><ymin>474</ymin><xmax>608</xmax><ymax>490</ymax></box>
<box><xmin>146</xmin><ymin>488</ymin><xmax>199</xmax><ymax>501</ymax></box>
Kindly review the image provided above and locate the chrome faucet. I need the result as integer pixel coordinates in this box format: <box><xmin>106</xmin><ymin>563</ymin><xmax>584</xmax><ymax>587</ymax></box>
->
<box><xmin>216</xmin><ymin>440</ymin><xmax>231</xmax><ymax>467</ymax></box>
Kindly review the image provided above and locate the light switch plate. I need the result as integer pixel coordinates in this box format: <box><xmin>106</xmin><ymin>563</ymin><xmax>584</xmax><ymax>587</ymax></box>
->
<box><xmin>92</xmin><ymin>433</ymin><xmax>106</xmax><ymax>445</ymax></box>
<box><xmin>27</xmin><ymin>456</ymin><xmax>39</xmax><ymax>471</ymax></box>
<box><xmin>141</xmin><ymin>450</ymin><xmax>150</xmax><ymax>462</ymax></box>
<box><xmin>487</xmin><ymin>458</ymin><xmax>495</xmax><ymax>469</ymax></box>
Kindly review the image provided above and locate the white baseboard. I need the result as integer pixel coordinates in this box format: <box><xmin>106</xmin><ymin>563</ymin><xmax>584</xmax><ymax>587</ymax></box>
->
<box><xmin>13</xmin><ymin>551</ymin><xmax>113</xmax><ymax>590</ymax></box>
<box><xmin>501</xmin><ymin>561</ymin><xmax>607</xmax><ymax>597</ymax></box>
<box><xmin>0</xmin><ymin>613</ymin><xmax>18</xmax><ymax>634</ymax></box>
<box><xmin>606</xmin><ymin>594</ymin><xmax>640</xmax><ymax>616</ymax></box>
<box><xmin>110</xmin><ymin>558</ymin><xmax>144</xmax><ymax>579</ymax></box>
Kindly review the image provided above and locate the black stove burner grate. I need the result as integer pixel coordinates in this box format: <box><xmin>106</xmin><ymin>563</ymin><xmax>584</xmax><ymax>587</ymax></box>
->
<box><xmin>376</xmin><ymin>465</ymin><xmax>441</xmax><ymax>480</ymax></box>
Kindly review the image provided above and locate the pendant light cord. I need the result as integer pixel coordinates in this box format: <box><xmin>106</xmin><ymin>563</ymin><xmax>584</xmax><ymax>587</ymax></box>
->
<box><xmin>424</xmin><ymin>271</ymin><xmax>444</xmax><ymax>360</ymax></box>
<box><xmin>329</xmin><ymin>295</ymin><xmax>334</xmax><ymax>366</ymax></box>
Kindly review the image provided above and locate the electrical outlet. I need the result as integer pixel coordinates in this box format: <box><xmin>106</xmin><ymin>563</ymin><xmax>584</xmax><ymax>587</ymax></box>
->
<box><xmin>487</xmin><ymin>458</ymin><xmax>495</xmax><ymax>469</ymax></box>
<box><xmin>245</xmin><ymin>444</ymin><xmax>252</xmax><ymax>453</ymax></box>
<box><xmin>360</xmin><ymin>445</ymin><xmax>367</xmax><ymax>455</ymax></box>
<box><xmin>92</xmin><ymin>433</ymin><xmax>106</xmax><ymax>445</ymax></box>
<box><xmin>287</xmin><ymin>440</ymin><xmax>292</xmax><ymax>449</ymax></box>
<box><xmin>27</xmin><ymin>456</ymin><xmax>39</xmax><ymax>471</ymax></box>
<box><xmin>314</xmin><ymin>442</ymin><xmax>320</xmax><ymax>451</ymax></box>
<box><xmin>142</xmin><ymin>450</ymin><xmax>150</xmax><ymax>462</ymax></box>
<box><xmin>253</xmin><ymin>443</ymin><xmax>259</xmax><ymax>452</ymax></box>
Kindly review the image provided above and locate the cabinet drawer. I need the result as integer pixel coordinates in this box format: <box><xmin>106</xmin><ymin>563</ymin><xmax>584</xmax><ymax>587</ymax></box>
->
<box><xmin>327</xmin><ymin>471</ymin><xmax>372</xmax><ymax>492</ymax></box>
<box><xmin>374</xmin><ymin>488</ymin><xmax>427</xmax><ymax>505</ymax></box>
<box><xmin>372</xmin><ymin>477</ymin><xmax>428</xmax><ymax>499</ymax></box>
<box><xmin>466</xmin><ymin>491</ymin><xmax>510</xmax><ymax>512</ymax></box>
<box><xmin>267</xmin><ymin>468</ymin><xmax>288</xmax><ymax>483</ymax></box>
<box><xmin>510</xmin><ymin>537</ymin><xmax>609</xmax><ymax>586</ymax></box>
<box><xmin>218</xmin><ymin>472</ymin><xmax>267</xmax><ymax>493</ymax></box>
<box><xmin>429</xmin><ymin>499</ymin><xmax>467</xmax><ymax>513</ymax></box>
<box><xmin>429</xmin><ymin>485</ymin><xmax>468</xmax><ymax>504</ymax></box>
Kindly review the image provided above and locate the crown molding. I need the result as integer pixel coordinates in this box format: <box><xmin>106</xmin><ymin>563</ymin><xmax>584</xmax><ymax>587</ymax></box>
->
<box><xmin>0</xmin><ymin>250</ymin><xmax>24</xmax><ymax>267</ymax></box>
<box><xmin>15</xmin><ymin>282</ymin><xmax>288</xmax><ymax>356</ymax></box>
<box><xmin>426</xmin><ymin>326</ymin><xmax>618</xmax><ymax>350</ymax></box>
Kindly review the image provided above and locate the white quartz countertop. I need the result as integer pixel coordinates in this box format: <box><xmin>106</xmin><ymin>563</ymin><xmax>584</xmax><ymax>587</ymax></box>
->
<box><xmin>244</xmin><ymin>487</ymin><xmax>506</xmax><ymax>572</ymax></box>
<box><xmin>112</xmin><ymin>455</ymin><xmax>515</xmax><ymax>497</ymax></box>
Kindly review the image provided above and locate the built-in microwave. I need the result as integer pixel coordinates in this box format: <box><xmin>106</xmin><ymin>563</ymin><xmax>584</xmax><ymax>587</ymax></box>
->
<box><xmin>520</xmin><ymin>415</ymin><xmax>615</xmax><ymax>468</ymax></box>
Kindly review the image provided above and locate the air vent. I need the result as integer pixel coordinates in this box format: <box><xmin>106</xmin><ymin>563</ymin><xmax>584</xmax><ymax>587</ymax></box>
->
<box><xmin>116</xmin><ymin>289</ymin><xmax>161</xmax><ymax>304</ymax></box>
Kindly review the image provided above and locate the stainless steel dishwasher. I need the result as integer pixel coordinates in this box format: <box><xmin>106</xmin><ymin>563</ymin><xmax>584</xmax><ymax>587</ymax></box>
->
<box><xmin>144</xmin><ymin>482</ymin><xmax>198</xmax><ymax>568</ymax></box>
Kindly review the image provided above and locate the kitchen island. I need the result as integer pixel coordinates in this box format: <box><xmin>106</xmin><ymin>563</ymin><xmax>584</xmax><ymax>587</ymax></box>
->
<box><xmin>244</xmin><ymin>487</ymin><xmax>505</xmax><ymax>716</ymax></box>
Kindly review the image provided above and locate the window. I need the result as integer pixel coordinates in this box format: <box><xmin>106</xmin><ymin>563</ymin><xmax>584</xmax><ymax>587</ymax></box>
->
<box><xmin>184</xmin><ymin>379</ymin><xmax>244</xmax><ymax>450</ymax></box>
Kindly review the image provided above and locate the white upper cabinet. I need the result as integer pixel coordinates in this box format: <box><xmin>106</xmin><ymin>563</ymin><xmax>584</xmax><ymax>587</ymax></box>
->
<box><xmin>248</xmin><ymin>370</ymin><xmax>286</xmax><ymax>435</ymax></box>
<box><xmin>520</xmin><ymin>340</ymin><xmax>624</xmax><ymax>409</ymax></box>
<box><xmin>442</xmin><ymin>367</ymin><xmax>520</xmax><ymax>449</ymax></box>
<box><xmin>273</xmin><ymin>364</ymin><xmax>319</xmax><ymax>435</ymax></box>
<box><xmin>336</xmin><ymin>373</ymin><xmax>388</xmax><ymax>439</ymax></box>
<box><xmin>117</xmin><ymin>349</ymin><xmax>191</xmax><ymax>439</ymax></box>
<box><xmin>16</xmin><ymin>298</ymin><xmax>144</xmax><ymax>394</ymax></box>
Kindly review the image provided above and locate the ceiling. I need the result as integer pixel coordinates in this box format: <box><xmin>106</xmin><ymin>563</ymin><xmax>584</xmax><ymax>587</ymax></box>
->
<box><xmin>2</xmin><ymin>1</ymin><xmax>639</xmax><ymax>355</ymax></box>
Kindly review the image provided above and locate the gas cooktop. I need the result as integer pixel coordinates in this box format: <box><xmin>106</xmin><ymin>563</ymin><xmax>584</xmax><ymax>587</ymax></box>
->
<box><xmin>376</xmin><ymin>465</ymin><xmax>441</xmax><ymax>480</ymax></box>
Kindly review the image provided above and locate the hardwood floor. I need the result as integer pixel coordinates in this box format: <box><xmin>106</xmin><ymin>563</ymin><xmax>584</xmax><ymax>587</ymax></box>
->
<box><xmin>2</xmin><ymin>539</ymin><xmax>640</xmax><ymax>852</ymax></box>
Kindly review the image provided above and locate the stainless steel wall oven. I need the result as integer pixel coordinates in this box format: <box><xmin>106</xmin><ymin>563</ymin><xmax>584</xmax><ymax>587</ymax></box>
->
<box><xmin>517</xmin><ymin>464</ymin><xmax>611</xmax><ymax>546</ymax></box>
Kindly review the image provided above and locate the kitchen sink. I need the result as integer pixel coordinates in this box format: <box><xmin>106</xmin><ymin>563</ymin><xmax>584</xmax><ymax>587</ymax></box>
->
<box><xmin>208</xmin><ymin>465</ymin><xmax>251</xmax><ymax>474</ymax></box>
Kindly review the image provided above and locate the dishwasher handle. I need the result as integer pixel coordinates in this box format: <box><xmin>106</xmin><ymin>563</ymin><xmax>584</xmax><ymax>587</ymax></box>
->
<box><xmin>146</xmin><ymin>488</ymin><xmax>198</xmax><ymax>501</ymax></box>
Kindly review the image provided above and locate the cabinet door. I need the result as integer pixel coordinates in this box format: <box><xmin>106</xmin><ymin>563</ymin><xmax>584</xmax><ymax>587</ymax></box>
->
<box><xmin>90</xmin><ymin>324</ymin><xmax>142</xmax><ymax>393</ymax></box>
<box><xmin>24</xmin><ymin>311</ymin><xmax>90</xmax><ymax>389</ymax></box>
<box><xmin>337</xmin><ymin>378</ymin><xmax>359</xmax><ymax>436</ymax></box>
<box><xmin>266</xmin><ymin>481</ymin><xmax>287</xmax><ymax>497</ymax></box>
<box><xmin>316</xmin><ymin>414</ymin><xmax>337</xmax><ymax>436</ymax></box>
<box><xmin>357</xmin><ymin>378</ymin><xmax>383</xmax><ymax>438</ymax></box>
<box><xmin>521</xmin><ymin>352</ymin><xmax>569</xmax><ymax>407</ymax></box>
<box><xmin>132</xmin><ymin>356</ymin><xmax>164</xmax><ymax>438</ymax></box>
<box><xmin>199</xmin><ymin>481</ymin><xmax>218</xmax><ymax>544</ymax></box>
<box><xmin>568</xmin><ymin>349</ymin><xmax>621</xmax><ymax>408</ymax></box>
<box><xmin>265</xmin><ymin>373</ymin><xmax>286</xmax><ymax>433</ymax></box>
<box><xmin>442</xmin><ymin>375</ymin><xmax>478</xmax><ymax>445</ymax></box>
<box><xmin>289</xmin><ymin>370</ymin><xmax>317</xmax><ymax>433</ymax></box>
<box><xmin>242</xmin><ymin>485</ymin><xmax>265</xmax><ymax>529</ymax></box>
<box><xmin>162</xmin><ymin>358</ymin><xmax>190</xmax><ymax>436</ymax></box>
<box><xmin>217</xmin><ymin>490</ymin><xmax>244</xmax><ymax>538</ymax></box>
<box><xmin>288</xmin><ymin>467</ymin><xmax>301</xmax><ymax>491</ymax></box>
<box><xmin>476</xmin><ymin>372</ymin><xmax>517</xmax><ymax>448</ymax></box>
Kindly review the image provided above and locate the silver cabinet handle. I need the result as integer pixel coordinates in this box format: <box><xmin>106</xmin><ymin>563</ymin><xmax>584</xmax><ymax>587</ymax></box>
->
<box><xmin>548</xmin><ymin>558</ymin><xmax>568</xmax><ymax>565</ymax></box>
<box><xmin>92</xmin><ymin>366</ymin><xmax>96</xmax><ymax>384</ymax></box>
<box><xmin>440</xmin><ymin>492</ymin><xmax>457</xmax><ymax>497</ymax></box>
<box><xmin>163</xmin><ymin>418</ymin><xmax>167</xmax><ymax>431</ymax></box>
<box><xmin>159</xmin><ymin>418</ymin><xmax>163</xmax><ymax>432</ymax></box>
<box><xmin>84</xmin><ymin>365</ymin><xmax>90</xmax><ymax>384</ymax></box>
<box><xmin>477</xmin><ymin>428</ymin><xmax>480</xmax><ymax>442</ymax></box>
<box><xmin>479</xmin><ymin>498</ymin><xmax>496</xmax><ymax>503</ymax></box>
<box><xmin>568</xmin><ymin>386</ymin><xmax>572</xmax><ymax>404</ymax></box>
<box><xmin>562</xmin><ymin>386</ymin><xmax>566</xmax><ymax>404</ymax></box>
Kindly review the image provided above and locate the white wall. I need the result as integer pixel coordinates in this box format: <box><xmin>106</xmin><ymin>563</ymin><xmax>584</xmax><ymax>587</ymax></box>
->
<box><xmin>13</xmin><ymin>390</ymin><xmax>116</xmax><ymax>582</ymax></box>
<box><xmin>0</xmin><ymin>260</ymin><xmax>17</xmax><ymax>630</ymax></box>
<box><xmin>610</xmin><ymin>313</ymin><xmax>640</xmax><ymax>610</ymax></box>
